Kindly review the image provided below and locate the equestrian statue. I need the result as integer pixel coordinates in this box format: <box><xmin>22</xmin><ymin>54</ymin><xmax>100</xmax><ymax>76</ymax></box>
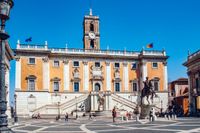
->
<box><xmin>141</xmin><ymin>77</ymin><xmax>157</xmax><ymax>105</ymax></box>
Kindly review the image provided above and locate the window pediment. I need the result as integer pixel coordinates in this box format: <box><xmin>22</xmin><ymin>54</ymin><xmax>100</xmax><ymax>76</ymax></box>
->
<box><xmin>51</xmin><ymin>77</ymin><xmax>61</xmax><ymax>81</ymax></box>
<box><xmin>26</xmin><ymin>75</ymin><xmax>37</xmax><ymax>80</ymax></box>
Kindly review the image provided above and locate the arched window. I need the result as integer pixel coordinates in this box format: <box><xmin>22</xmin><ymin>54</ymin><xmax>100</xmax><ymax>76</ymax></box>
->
<box><xmin>90</xmin><ymin>40</ymin><xmax>94</xmax><ymax>49</ymax></box>
<box><xmin>90</xmin><ymin>23</ymin><xmax>94</xmax><ymax>31</ymax></box>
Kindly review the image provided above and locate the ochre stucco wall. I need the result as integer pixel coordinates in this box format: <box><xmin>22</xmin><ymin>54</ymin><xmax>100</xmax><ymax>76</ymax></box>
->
<box><xmin>147</xmin><ymin>62</ymin><xmax>164</xmax><ymax>91</ymax></box>
<box><xmin>21</xmin><ymin>57</ymin><xmax>43</xmax><ymax>91</ymax></box>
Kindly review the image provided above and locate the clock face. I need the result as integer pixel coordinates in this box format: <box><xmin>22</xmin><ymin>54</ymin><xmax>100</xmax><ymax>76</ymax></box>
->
<box><xmin>89</xmin><ymin>32</ymin><xmax>96</xmax><ymax>39</ymax></box>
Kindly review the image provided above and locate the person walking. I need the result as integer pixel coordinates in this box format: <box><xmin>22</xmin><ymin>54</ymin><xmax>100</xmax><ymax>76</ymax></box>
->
<box><xmin>112</xmin><ymin>107</ymin><xmax>116</xmax><ymax>122</ymax></box>
<box><xmin>149</xmin><ymin>108</ymin><xmax>153</xmax><ymax>122</ymax></box>
<box><xmin>89</xmin><ymin>112</ymin><xmax>92</xmax><ymax>120</ymax></box>
<box><xmin>65</xmin><ymin>112</ymin><xmax>68</xmax><ymax>122</ymax></box>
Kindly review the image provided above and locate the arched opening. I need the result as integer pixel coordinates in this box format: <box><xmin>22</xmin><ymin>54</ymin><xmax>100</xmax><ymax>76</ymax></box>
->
<box><xmin>90</xmin><ymin>23</ymin><xmax>94</xmax><ymax>31</ymax></box>
<box><xmin>90</xmin><ymin>40</ymin><xmax>94</xmax><ymax>49</ymax></box>
<box><xmin>95</xmin><ymin>83</ymin><xmax>101</xmax><ymax>92</ymax></box>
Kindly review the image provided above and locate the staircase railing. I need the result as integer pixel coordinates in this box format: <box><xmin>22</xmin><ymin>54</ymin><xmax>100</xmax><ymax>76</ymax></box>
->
<box><xmin>61</xmin><ymin>94</ymin><xmax>89</xmax><ymax>110</ymax></box>
<box><xmin>31</xmin><ymin>104</ymin><xmax>56</xmax><ymax>114</ymax></box>
<box><xmin>31</xmin><ymin>94</ymin><xmax>89</xmax><ymax>114</ymax></box>
<box><xmin>111</xmin><ymin>93</ymin><xmax>137</xmax><ymax>109</ymax></box>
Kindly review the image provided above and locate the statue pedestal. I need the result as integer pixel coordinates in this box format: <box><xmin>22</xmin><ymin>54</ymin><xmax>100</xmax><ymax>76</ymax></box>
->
<box><xmin>140</xmin><ymin>104</ymin><xmax>155</xmax><ymax>119</ymax></box>
<box><xmin>99</xmin><ymin>105</ymin><xmax>104</xmax><ymax>111</ymax></box>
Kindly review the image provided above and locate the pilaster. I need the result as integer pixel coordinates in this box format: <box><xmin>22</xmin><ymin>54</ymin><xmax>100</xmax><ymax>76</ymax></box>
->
<box><xmin>63</xmin><ymin>60</ymin><xmax>69</xmax><ymax>92</ymax></box>
<box><xmin>140</xmin><ymin>60</ymin><xmax>147</xmax><ymax>90</ymax></box>
<box><xmin>123</xmin><ymin>62</ymin><xmax>129</xmax><ymax>92</ymax></box>
<box><xmin>42</xmin><ymin>57</ymin><xmax>49</xmax><ymax>91</ymax></box>
<box><xmin>83</xmin><ymin>61</ymin><xmax>89</xmax><ymax>92</ymax></box>
<box><xmin>106</xmin><ymin>61</ymin><xmax>111</xmax><ymax>91</ymax></box>
<box><xmin>163</xmin><ymin>61</ymin><xmax>168</xmax><ymax>91</ymax></box>
<box><xmin>15</xmin><ymin>57</ymin><xmax>21</xmax><ymax>90</ymax></box>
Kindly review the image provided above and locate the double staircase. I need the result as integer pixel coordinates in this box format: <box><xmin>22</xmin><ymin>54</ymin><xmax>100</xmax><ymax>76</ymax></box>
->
<box><xmin>31</xmin><ymin>94</ymin><xmax>89</xmax><ymax>115</ymax></box>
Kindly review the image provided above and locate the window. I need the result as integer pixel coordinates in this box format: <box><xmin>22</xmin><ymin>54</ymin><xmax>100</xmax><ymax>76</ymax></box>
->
<box><xmin>90</xmin><ymin>23</ymin><xmax>94</xmax><ymax>31</ymax></box>
<box><xmin>28</xmin><ymin>79</ymin><xmax>35</xmax><ymax>91</ymax></box>
<box><xmin>152</xmin><ymin>62</ymin><xmax>158</xmax><ymax>68</ymax></box>
<box><xmin>29</xmin><ymin>58</ymin><xmax>35</xmax><ymax>64</ymax></box>
<box><xmin>114</xmin><ymin>63</ymin><xmax>120</xmax><ymax>68</ymax></box>
<box><xmin>95</xmin><ymin>62</ymin><xmax>100</xmax><ymax>68</ymax></box>
<box><xmin>131</xmin><ymin>62</ymin><xmax>137</xmax><ymax>70</ymax></box>
<box><xmin>54</xmin><ymin>60</ymin><xmax>59</xmax><ymax>67</ymax></box>
<box><xmin>74</xmin><ymin>82</ymin><xmax>79</xmax><ymax>92</ymax></box>
<box><xmin>115</xmin><ymin>83</ymin><xmax>120</xmax><ymax>92</ymax></box>
<box><xmin>132</xmin><ymin>82</ymin><xmax>137</xmax><ymax>91</ymax></box>
<box><xmin>53</xmin><ymin>81</ymin><xmax>59</xmax><ymax>92</ymax></box>
<box><xmin>90</xmin><ymin>40</ymin><xmax>94</xmax><ymax>49</ymax></box>
<box><xmin>73</xmin><ymin>61</ymin><xmax>79</xmax><ymax>67</ymax></box>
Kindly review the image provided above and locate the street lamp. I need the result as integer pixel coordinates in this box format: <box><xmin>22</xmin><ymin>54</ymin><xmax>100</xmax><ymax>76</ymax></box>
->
<box><xmin>14</xmin><ymin>94</ymin><xmax>18</xmax><ymax>124</ymax></box>
<box><xmin>160</xmin><ymin>100</ymin><xmax>163</xmax><ymax>116</ymax></box>
<box><xmin>0</xmin><ymin>0</ymin><xmax>14</xmax><ymax>132</ymax></box>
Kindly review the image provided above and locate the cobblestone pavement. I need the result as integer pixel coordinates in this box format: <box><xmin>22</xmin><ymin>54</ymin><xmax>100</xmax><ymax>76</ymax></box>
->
<box><xmin>9</xmin><ymin>117</ymin><xmax>200</xmax><ymax>133</ymax></box>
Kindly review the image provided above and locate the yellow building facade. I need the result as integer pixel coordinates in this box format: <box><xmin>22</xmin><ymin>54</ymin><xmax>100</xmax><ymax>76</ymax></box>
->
<box><xmin>15</xmin><ymin>10</ymin><xmax>169</xmax><ymax>116</ymax></box>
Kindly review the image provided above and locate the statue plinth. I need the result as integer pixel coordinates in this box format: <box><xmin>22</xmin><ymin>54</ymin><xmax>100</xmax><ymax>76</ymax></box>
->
<box><xmin>140</xmin><ymin>104</ymin><xmax>155</xmax><ymax>119</ymax></box>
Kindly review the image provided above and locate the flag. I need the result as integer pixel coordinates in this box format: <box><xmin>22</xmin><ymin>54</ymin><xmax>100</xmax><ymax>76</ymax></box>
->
<box><xmin>146</xmin><ymin>43</ymin><xmax>153</xmax><ymax>48</ymax></box>
<box><xmin>25</xmin><ymin>37</ymin><xmax>32</xmax><ymax>42</ymax></box>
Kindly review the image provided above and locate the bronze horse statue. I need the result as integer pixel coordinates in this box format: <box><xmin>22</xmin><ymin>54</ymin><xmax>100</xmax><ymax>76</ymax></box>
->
<box><xmin>140</xmin><ymin>78</ymin><xmax>157</xmax><ymax>105</ymax></box>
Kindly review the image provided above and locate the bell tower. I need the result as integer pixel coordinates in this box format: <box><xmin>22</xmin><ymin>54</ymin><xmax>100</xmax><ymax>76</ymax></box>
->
<box><xmin>83</xmin><ymin>9</ymin><xmax>100</xmax><ymax>50</ymax></box>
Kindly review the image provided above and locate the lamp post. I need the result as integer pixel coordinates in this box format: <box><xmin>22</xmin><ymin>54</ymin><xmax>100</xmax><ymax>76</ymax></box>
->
<box><xmin>14</xmin><ymin>94</ymin><xmax>18</xmax><ymax>124</ymax></box>
<box><xmin>160</xmin><ymin>100</ymin><xmax>163</xmax><ymax>116</ymax></box>
<box><xmin>0</xmin><ymin>0</ymin><xmax>14</xmax><ymax>132</ymax></box>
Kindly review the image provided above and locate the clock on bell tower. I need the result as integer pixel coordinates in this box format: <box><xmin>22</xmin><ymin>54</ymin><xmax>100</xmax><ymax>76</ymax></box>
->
<box><xmin>83</xmin><ymin>9</ymin><xmax>100</xmax><ymax>50</ymax></box>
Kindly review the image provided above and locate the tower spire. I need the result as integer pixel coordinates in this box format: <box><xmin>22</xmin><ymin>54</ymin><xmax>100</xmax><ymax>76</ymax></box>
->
<box><xmin>89</xmin><ymin>8</ymin><xmax>93</xmax><ymax>16</ymax></box>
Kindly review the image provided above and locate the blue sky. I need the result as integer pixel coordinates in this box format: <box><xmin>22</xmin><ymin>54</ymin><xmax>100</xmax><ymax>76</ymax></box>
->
<box><xmin>7</xmin><ymin>0</ymin><xmax>200</xmax><ymax>104</ymax></box>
